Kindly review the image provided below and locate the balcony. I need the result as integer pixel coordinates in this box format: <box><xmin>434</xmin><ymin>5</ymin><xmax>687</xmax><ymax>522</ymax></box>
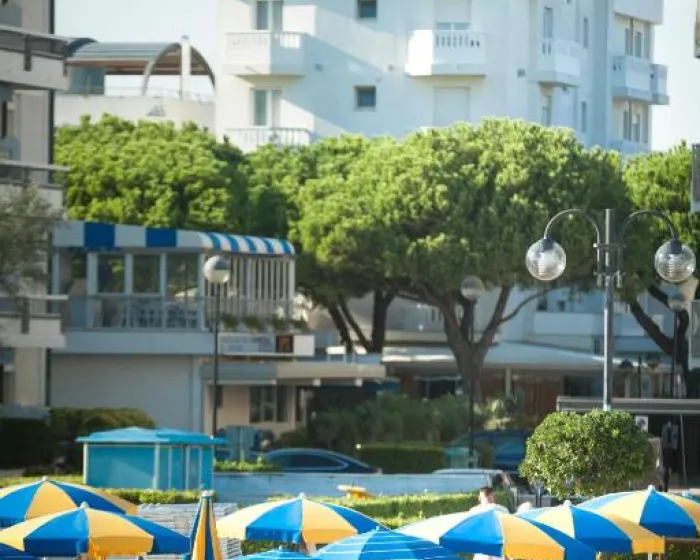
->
<box><xmin>536</xmin><ymin>39</ymin><xmax>582</xmax><ymax>87</ymax></box>
<box><xmin>223</xmin><ymin>32</ymin><xmax>306</xmax><ymax>77</ymax></box>
<box><xmin>0</xmin><ymin>295</ymin><xmax>67</xmax><ymax>349</ymax></box>
<box><xmin>406</xmin><ymin>30</ymin><xmax>488</xmax><ymax>77</ymax></box>
<box><xmin>609</xmin><ymin>139</ymin><xmax>648</xmax><ymax>158</ymax></box>
<box><xmin>611</xmin><ymin>56</ymin><xmax>668</xmax><ymax>105</ymax></box>
<box><xmin>224</xmin><ymin>127</ymin><xmax>313</xmax><ymax>153</ymax></box>
<box><xmin>62</xmin><ymin>294</ymin><xmax>312</xmax><ymax>356</ymax></box>
<box><xmin>613</xmin><ymin>0</ymin><xmax>664</xmax><ymax>25</ymax></box>
<box><xmin>0</xmin><ymin>24</ymin><xmax>69</xmax><ymax>91</ymax></box>
<box><xmin>0</xmin><ymin>158</ymin><xmax>66</xmax><ymax>209</ymax></box>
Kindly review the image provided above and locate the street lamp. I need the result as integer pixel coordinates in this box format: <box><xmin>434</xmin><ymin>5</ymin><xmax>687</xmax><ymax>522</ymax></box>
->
<box><xmin>525</xmin><ymin>208</ymin><xmax>696</xmax><ymax>411</ymax></box>
<box><xmin>461</xmin><ymin>275</ymin><xmax>485</xmax><ymax>459</ymax></box>
<box><xmin>203</xmin><ymin>255</ymin><xmax>230</xmax><ymax>436</ymax></box>
<box><xmin>668</xmin><ymin>294</ymin><xmax>687</xmax><ymax>398</ymax></box>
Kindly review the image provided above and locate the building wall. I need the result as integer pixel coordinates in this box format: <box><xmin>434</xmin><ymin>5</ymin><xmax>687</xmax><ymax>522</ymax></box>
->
<box><xmin>215</xmin><ymin>0</ymin><xmax>665</xmax><ymax>153</ymax></box>
<box><xmin>50</xmin><ymin>355</ymin><xmax>203</xmax><ymax>430</ymax></box>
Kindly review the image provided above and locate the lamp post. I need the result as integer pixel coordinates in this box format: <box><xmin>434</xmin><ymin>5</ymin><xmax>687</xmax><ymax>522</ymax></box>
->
<box><xmin>203</xmin><ymin>255</ymin><xmax>230</xmax><ymax>436</ymax></box>
<box><xmin>668</xmin><ymin>294</ymin><xmax>686</xmax><ymax>398</ymax></box>
<box><xmin>460</xmin><ymin>275</ymin><xmax>485</xmax><ymax>458</ymax></box>
<box><xmin>525</xmin><ymin>208</ymin><xmax>696</xmax><ymax>411</ymax></box>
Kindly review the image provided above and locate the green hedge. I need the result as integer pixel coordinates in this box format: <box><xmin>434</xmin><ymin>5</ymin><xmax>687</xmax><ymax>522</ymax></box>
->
<box><xmin>356</xmin><ymin>443</ymin><xmax>445</xmax><ymax>473</ymax></box>
<box><xmin>215</xmin><ymin>459</ymin><xmax>280</xmax><ymax>473</ymax></box>
<box><xmin>0</xmin><ymin>418</ymin><xmax>54</xmax><ymax>469</ymax></box>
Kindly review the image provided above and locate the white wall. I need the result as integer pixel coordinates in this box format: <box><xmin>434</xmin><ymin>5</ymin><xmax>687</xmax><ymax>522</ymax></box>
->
<box><xmin>215</xmin><ymin>0</ymin><xmax>665</xmax><ymax>154</ymax></box>
<box><xmin>50</xmin><ymin>355</ymin><xmax>203</xmax><ymax>431</ymax></box>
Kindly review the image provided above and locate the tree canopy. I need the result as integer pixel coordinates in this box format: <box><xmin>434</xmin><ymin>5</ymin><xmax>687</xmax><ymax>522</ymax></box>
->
<box><xmin>520</xmin><ymin>410</ymin><xmax>653</xmax><ymax>497</ymax></box>
<box><xmin>55</xmin><ymin>115</ymin><xmax>247</xmax><ymax>231</ymax></box>
<box><xmin>295</xmin><ymin>119</ymin><xmax>629</xmax><ymax>386</ymax></box>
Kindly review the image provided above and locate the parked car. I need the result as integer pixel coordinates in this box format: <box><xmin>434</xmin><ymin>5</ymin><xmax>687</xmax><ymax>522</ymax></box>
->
<box><xmin>448</xmin><ymin>429</ymin><xmax>532</xmax><ymax>472</ymax></box>
<box><xmin>262</xmin><ymin>448</ymin><xmax>379</xmax><ymax>473</ymax></box>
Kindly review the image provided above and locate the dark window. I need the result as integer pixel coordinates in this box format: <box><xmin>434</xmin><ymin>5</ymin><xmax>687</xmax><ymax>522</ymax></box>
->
<box><xmin>250</xmin><ymin>385</ymin><xmax>287</xmax><ymax>423</ymax></box>
<box><xmin>266</xmin><ymin>452</ymin><xmax>293</xmax><ymax>469</ymax></box>
<box><xmin>355</xmin><ymin>86</ymin><xmax>376</xmax><ymax>109</ymax></box>
<box><xmin>289</xmin><ymin>453</ymin><xmax>343</xmax><ymax>469</ymax></box>
<box><xmin>357</xmin><ymin>0</ymin><xmax>377</xmax><ymax>19</ymax></box>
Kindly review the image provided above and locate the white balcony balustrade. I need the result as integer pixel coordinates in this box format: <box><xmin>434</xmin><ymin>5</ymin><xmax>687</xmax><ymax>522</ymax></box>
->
<box><xmin>406</xmin><ymin>30</ymin><xmax>488</xmax><ymax>77</ymax></box>
<box><xmin>223</xmin><ymin>32</ymin><xmax>306</xmax><ymax>76</ymax></box>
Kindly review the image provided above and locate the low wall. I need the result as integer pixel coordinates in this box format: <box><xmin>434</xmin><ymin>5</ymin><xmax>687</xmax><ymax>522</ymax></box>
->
<box><xmin>214</xmin><ymin>472</ymin><xmax>493</xmax><ymax>504</ymax></box>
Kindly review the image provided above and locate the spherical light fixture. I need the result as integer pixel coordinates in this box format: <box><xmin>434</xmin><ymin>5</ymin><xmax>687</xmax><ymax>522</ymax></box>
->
<box><xmin>654</xmin><ymin>239</ymin><xmax>696</xmax><ymax>284</ymax></box>
<box><xmin>460</xmin><ymin>275</ymin><xmax>485</xmax><ymax>301</ymax></box>
<box><xmin>525</xmin><ymin>238</ymin><xmax>567</xmax><ymax>282</ymax></box>
<box><xmin>203</xmin><ymin>255</ymin><xmax>230</xmax><ymax>285</ymax></box>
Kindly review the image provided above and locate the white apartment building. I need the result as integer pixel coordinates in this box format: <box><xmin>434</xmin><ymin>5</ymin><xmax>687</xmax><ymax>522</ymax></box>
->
<box><xmin>0</xmin><ymin>0</ymin><xmax>69</xmax><ymax>408</ymax></box>
<box><xmin>215</xmin><ymin>0</ymin><xmax>668</xmax><ymax>154</ymax></box>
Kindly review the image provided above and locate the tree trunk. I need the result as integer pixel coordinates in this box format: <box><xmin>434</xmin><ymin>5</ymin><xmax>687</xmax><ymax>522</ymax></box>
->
<box><xmin>339</xmin><ymin>299</ymin><xmax>371</xmax><ymax>351</ymax></box>
<box><xmin>327</xmin><ymin>303</ymin><xmax>354</xmax><ymax>353</ymax></box>
<box><xmin>370</xmin><ymin>290</ymin><xmax>394</xmax><ymax>352</ymax></box>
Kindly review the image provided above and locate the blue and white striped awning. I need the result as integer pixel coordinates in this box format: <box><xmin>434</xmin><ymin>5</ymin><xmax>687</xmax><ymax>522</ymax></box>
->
<box><xmin>53</xmin><ymin>220</ymin><xmax>295</xmax><ymax>256</ymax></box>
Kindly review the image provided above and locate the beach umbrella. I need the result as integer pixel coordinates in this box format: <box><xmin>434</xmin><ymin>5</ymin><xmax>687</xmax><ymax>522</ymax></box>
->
<box><xmin>187</xmin><ymin>491</ymin><xmax>223</xmax><ymax>560</ymax></box>
<box><xmin>0</xmin><ymin>503</ymin><xmax>190</xmax><ymax>557</ymax></box>
<box><xmin>315</xmin><ymin>527</ymin><xmax>460</xmax><ymax>560</ymax></box>
<box><xmin>0</xmin><ymin>542</ymin><xmax>32</xmax><ymax>559</ymax></box>
<box><xmin>217</xmin><ymin>494</ymin><xmax>381</xmax><ymax>545</ymax></box>
<box><xmin>399</xmin><ymin>509</ymin><xmax>595</xmax><ymax>560</ymax></box>
<box><xmin>580</xmin><ymin>486</ymin><xmax>700</xmax><ymax>539</ymax></box>
<box><xmin>241</xmin><ymin>547</ymin><xmax>308</xmax><ymax>560</ymax></box>
<box><xmin>0</xmin><ymin>477</ymin><xmax>136</xmax><ymax>527</ymax></box>
<box><xmin>518</xmin><ymin>500</ymin><xmax>664</xmax><ymax>554</ymax></box>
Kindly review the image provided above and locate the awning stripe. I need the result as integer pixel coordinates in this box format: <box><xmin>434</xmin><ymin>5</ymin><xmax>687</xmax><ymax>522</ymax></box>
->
<box><xmin>53</xmin><ymin>220</ymin><xmax>295</xmax><ymax>256</ymax></box>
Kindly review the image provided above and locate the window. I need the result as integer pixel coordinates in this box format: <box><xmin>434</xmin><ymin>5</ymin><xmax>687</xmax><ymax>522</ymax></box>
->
<box><xmin>624</xmin><ymin>28</ymin><xmax>632</xmax><ymax>55</ymax></box>
<box><xmin>249</xmin><ymin>385</ymin><xmax>287</xmax><ymax>423</ymax></box>
<box><xmin>357</xmin><ymin>0</ymin><xmax>377</xmax><ymax>19</ymax></box>
<box><xmin>634</xmin><ymin>30</ymin><xmax>643</xmax><ymax>57</ymax></box>
<box><xmin>132</xmin><ymin>254</ymin><xmax>160</xmax><ymax>294</ymax></box>
<box><xmin>252</xmin><ymin>89</ymin><xmax>281</xmax><ymax>127</ymax></box>
<box><xmin>632</xmin><ymin>112</ymin><xmax>641</xmax><ymax>142</ymax></box>
<box><xmin>97</xmin><ymin>255</ymin><xmax>125</xmax><ymax>293</ymax></box>
<box><xmin>580</xmin><ymin>101</ymin><xmax>588</xmax><ymax>133</ymax></box>
<box><xmin>540</xmin><ymin>94</ymin><xmax>552</xmax><ymax>126</ymax></box>
<box><xmin>288</xmin><ymin>453</ymin><xmax>344</xmax><ymax>469</ymax></box>
<box><xmin>255</xmin><ymin>0</ymin><xmax>283</xmax><ymax>31</ymax></box>
<box><xmin>436</xmin><ymin>22</ymin><xmax>470</xmax><ymax>31</ymax></box>
<box><xmin>582</xmin><ymin>17</ymin><xmax>589</xmax><ymax>48</ymax></box>
<box><xmin>542</xmin><ymin>7</ymin><xmax>554</xmax><ymax>39</ymax></box>
<box><xmin>623</xmin><ymin>109</ymin><xmax>631</xmax><ymax>140</ymax></box>
<box><xmin>355</xmin><ymin>86</ymin><xmax>376</xmax><ymax>110</ymax></box>
<box><xmin>166</xmin><ymin>254</ymin><xmax>199</xmax><ymax>300</ymax></box>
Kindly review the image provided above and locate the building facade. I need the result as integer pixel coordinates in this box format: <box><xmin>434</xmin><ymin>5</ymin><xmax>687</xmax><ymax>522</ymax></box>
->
<box><xmin>214</xmin><ymin>0</ymin><xmax>668</xmax><ymax>153</ymax></box>
<box><xmin>0</xmin><ymin>0</ymin><xmax>69</xmax><ymax>408</ymax></box>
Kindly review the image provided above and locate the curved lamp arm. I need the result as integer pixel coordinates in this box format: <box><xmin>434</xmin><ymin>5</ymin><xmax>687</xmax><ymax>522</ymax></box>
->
<box><xmin>543</xmin><ymin>208</ymin><xmax>603</xmax><ymax>283</ymax></box>
<box><xmin>619</xmin><ymin>209</ymin><xmax>678</xmax><ymax>241</ymax></box>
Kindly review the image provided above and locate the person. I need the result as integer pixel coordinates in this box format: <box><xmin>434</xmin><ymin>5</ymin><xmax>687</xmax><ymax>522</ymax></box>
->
<box><xmin>470</xmin><ymin>487</ymin><xmax>509</xmax><ymax>560</ymax></box>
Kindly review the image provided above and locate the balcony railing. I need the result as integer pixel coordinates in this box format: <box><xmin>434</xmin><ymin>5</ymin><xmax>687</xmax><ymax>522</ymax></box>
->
<box><xmin>406</xmin><ymin>30</ymin><xmax>488</xmax><ymax>76</ymax></box>
<box><xmin>0</xmin><ymin>295</ymin><xmax>66</xmax><ymax>333</ymax></box>
<box><xmin>0</xmin><ymin>24</ymin><xmax>69</xmax><ymax>90</ymax></box>
<box><xmin>224</xmin><ymin>127</ymin><xmax>313</xmax><ymax>153</ymax></box>
<box><xmin>224</xmin><ymin>31</ymin><xmax>306</xmax><ymax>76</ymax></box>
<box><xmin>537</xmin><ymin>38</ymin><xmax>582</xmax><ymax>86</ymax></box>
<box><xmin>65</xmin><ymin>295</ymin><xmax>303</xmax><ymax>331</ymax></box>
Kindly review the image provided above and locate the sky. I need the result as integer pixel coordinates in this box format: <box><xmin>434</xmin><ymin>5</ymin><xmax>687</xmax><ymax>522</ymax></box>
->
<box><xmin>58</xmin><ymin>0</ymin><xmax>700</xmax><ymax>149</ymax></box>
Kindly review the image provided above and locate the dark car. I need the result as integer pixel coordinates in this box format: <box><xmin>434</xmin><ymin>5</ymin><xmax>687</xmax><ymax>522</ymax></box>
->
<box><xmin>450</xmin><ymin>429</ymin><xmax>532</xmax><ymax>473</ymax></box>
<box><xmin>263</xmin><ymin>448</ymin><xmax>378</xmax><ymax>473</ymax></box>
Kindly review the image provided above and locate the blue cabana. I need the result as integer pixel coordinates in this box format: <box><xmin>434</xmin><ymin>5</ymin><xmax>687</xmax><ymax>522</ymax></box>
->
<box><xmin>77</xmin><ymin>427</ymin><xmax>226</xmax><ymax>491</ymax></box>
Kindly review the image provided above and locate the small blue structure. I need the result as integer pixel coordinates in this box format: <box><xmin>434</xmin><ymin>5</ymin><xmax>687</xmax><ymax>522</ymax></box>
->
<box><xmin>77</xmin><ymin>427</ymin><xmax>226</xmax><ymax>491</ymax></box>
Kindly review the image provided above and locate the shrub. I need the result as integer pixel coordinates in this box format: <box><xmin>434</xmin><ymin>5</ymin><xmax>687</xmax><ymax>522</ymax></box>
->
<box><xmin>0</xmin><ymin>418</ymin><xmax>54</xmax><ymax>469</ymax></box>
<box><xmin>108</xmin><ymin>489</ymin><xmax>202</xmax><ymax>504</ymax></box>
<box><xmin>275</xmin><ymin>427</ymin><xmax>311</xmax><ymax>448</ymax></box>
<box><xmin>520</xmin><ymin>410</ymin><xmax>653</xmax><ymax>498</ymax></box>
<box><xmin>356</xmin><ymin>443</ymin><xmax>445</xmax><ymax>473</ymax></box>
<box><xmin>215</xmin><ymin>458</ymin><xmax>279</xmax><ymax>472</ymax></box>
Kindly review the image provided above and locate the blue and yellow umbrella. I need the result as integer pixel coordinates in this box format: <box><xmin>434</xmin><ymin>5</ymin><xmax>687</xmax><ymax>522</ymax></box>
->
<box><xmin>188</xmin><ymin>491</ymin><xmax>223</xmax><ymax>560</ymax></box>
<box><xmin>0</xmin><ymin>542</ymin><xmax>32</xmax><ymax>559</ymax></box>
<box><xmin>0</xmin><ymin>477</ymin><xmax>136</xmax><ymax>527</ymax></box>
<box><xmin>316</xmin><ymin>527</ymin><xmax>460</xmax><ymax>560</ymax></box>
<box><xmin>216</xmin><ymin>494</ymin><xmax>381</xmax><ymax>544</ymax></box>
<box><xmin>580</xmin><ymin>486</ymin><xmax>700</xmax><ymax>539</ymax></box>
<box><xmin>519</xmin><ymin>500</ymin><xmax>665</xmax><ymax>554</ymax></box>
<box><xmin>0</xmin><ymin>503</ymin><xmax>190</xmax><ymax>557</ymax></box>
<box><xmin>399</xmin><ymin>509</ymin><xmax>596</xmax><ymax>560</ymax></box>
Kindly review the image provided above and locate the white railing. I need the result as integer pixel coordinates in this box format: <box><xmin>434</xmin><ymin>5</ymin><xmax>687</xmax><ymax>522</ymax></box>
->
<box><xmin>538</xmin><ymin>38</ymin><xmax>582</xmax><ymax>82</ymax></box>
<box><xmin>59</xmin><ymin>87</ymin><xmax>214</xmax><ymax>103</ymax></box>
<box><xmin>224</xmin><ymin>127</ymin><xmax>312</xmax><ymax>153</ymax></box>
<box><xmin>406</xmin><ymin>30</ymin><xmax>487</xmax><ymax>73</ymax></box>
<box><xmin>540</xmin><ymin>38</ymin><xmax>581</xmax><ymax>58</ymax></box>
<box><xmin>612</xmin><ymin>55</ymin><xmax>653</xmax><ymax>94</ymax></box>
<box><xmin>65</xmin><ymin>295</ymin><xmax>302</xmax><ymax>331</ymax></box>
<box><xmin>651</xmin><ymin>63</ymin><xmax>668</xmax><ymax>100</ymax></box>
<box><xmin>224</xmin><ymin>32</ymin><xmax>306</xmax><ymax>74</ymax></box>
